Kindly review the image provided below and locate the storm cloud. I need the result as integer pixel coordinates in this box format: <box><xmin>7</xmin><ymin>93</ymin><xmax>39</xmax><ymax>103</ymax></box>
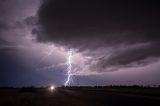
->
<box><xmin>35</xmin><ymin>0</ymin><xmax>160</xmax><ymax>71</ymax></box>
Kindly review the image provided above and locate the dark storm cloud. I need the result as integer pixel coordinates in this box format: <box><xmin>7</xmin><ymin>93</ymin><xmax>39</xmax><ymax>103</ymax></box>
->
<box><xmin>0</xmin><ymin>39</ymin><xmax>8</xmax><ymax>44</ymax></box>
<box><xmin>0</xmin><ymin>21</ymin><xmax>10</xmax><ymax>31</ymax></box>
<box><xmin>35</xmin><ymin>0</ymin><xmax>160</xmax><ymax>70</ymax></box>
<box><xmin>97</xmin><ymin>42</ymin><xmax>160</xmax><ymax>69</ymax></box>
<box><xmin>24</xmin><ymin>16</ymin><xmax>38</xmax><ymax>26</ymax></box>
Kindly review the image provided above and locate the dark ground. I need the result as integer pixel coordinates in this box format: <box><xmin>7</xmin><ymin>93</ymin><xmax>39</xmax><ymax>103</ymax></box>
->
<box><xmin>0</xmin><ymin>87</ymin><xmax>160</xmax><ymax>106</ymax></box>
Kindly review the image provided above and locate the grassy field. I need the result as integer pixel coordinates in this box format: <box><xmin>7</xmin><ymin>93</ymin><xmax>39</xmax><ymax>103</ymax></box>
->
<box><xmin>0</xmin><ymin>87</ymin><xmax>160</xmax><ymax>106</ymax></box>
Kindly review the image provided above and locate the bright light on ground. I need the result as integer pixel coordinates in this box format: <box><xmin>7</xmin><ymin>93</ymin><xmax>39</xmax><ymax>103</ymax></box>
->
<box><xmin>50</xmin><ymin>85</ymin><xmax>55</xmax><ymax>91</ymax></box>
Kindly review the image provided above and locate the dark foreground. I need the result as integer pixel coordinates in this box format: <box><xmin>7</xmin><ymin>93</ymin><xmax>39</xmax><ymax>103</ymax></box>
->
<box><xmin>0</xmin><ymin>87</ymin><xmax>160</xmax><ymax>106</ymax></box>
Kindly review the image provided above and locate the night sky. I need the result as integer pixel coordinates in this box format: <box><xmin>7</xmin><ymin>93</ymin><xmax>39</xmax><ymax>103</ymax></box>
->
<box><xmin>0</xmin><ymin>0</ymin><xmax>160</xmax><ymax>87</ymax></box>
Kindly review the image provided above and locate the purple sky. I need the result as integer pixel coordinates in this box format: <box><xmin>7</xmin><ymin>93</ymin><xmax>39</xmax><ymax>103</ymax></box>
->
<box><xmin>0</xmin><ymin>0</ymin><xmax>160</xmax><ymax>87</ymax></box>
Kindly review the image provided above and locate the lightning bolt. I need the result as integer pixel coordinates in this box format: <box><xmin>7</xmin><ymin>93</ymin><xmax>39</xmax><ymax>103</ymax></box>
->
<box><xmin>64</xmin><ymin>50</ymin><xmax>73</xmax><ymax>86</ymax></box>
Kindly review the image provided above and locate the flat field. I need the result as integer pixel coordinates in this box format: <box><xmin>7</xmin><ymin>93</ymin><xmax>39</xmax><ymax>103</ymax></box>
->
<box><xmin>0</xmin><ymin>87</ymin><xmax>160</xmax><ymax>106</ymax></box>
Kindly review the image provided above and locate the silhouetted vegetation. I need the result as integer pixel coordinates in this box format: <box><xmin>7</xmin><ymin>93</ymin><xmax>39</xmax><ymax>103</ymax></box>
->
<box><xmin>61</xmin><ymin>85</ymin><xmax>160</xmax><ymax>89</ymax></box>
<box><xmin>20</xmin><ymin>86</ymin><xmax>37</xmax><ymax>92</ymax></box>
